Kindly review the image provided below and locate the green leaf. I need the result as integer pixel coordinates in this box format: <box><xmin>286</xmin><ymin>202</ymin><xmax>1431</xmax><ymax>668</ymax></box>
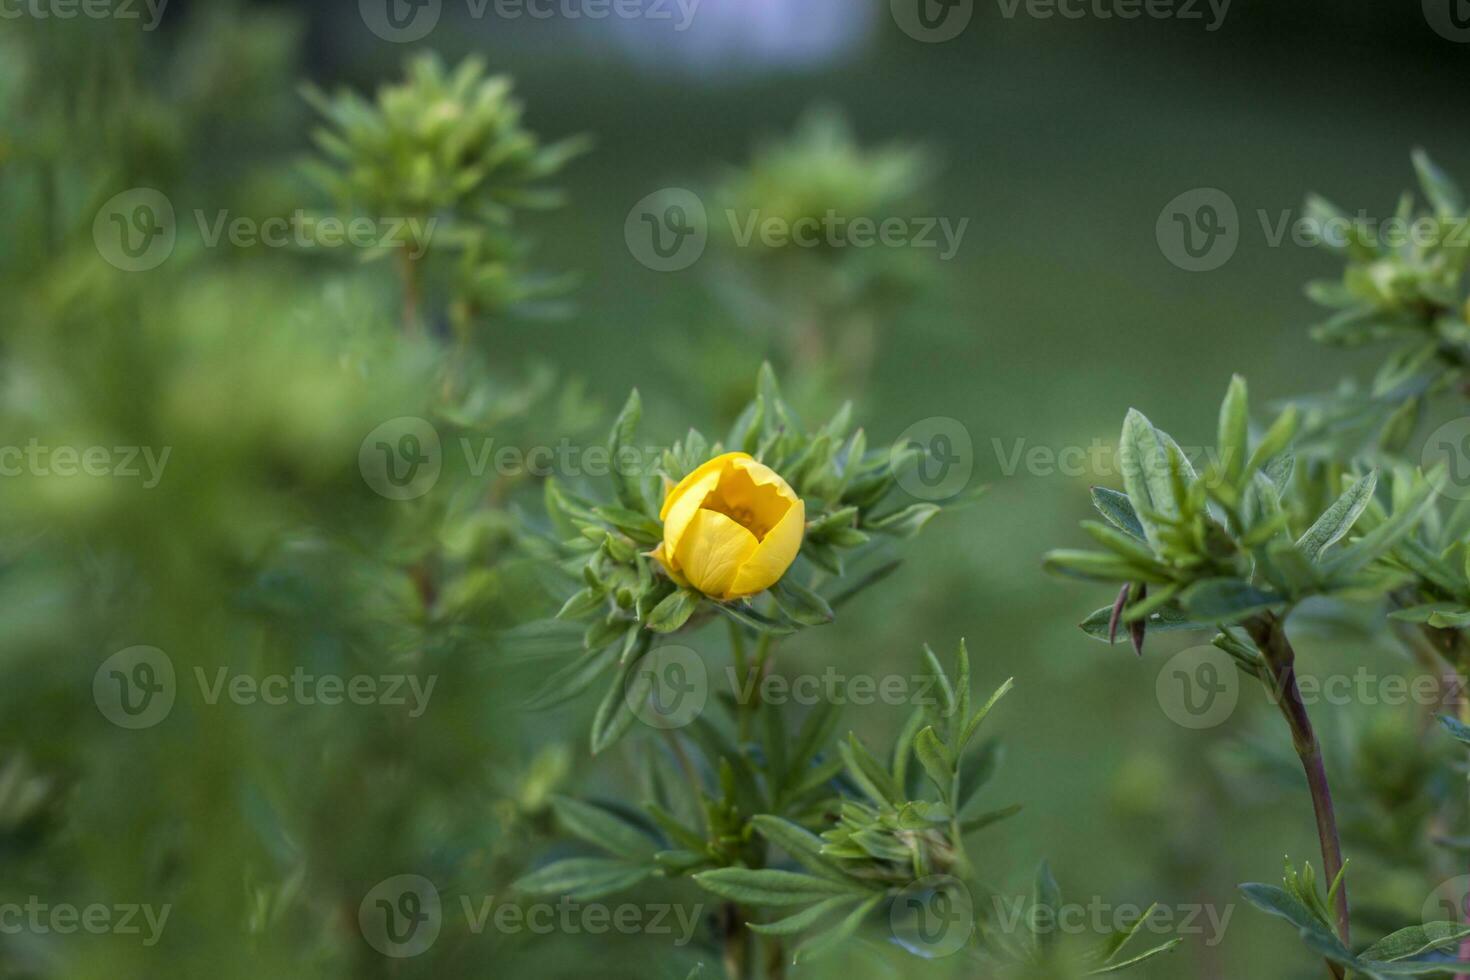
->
<box><xmin>1361</xmin><ymin>921</ymin><xmax>1470</xmax><ymax>963</ymax></box>
<box><xmin>1297</xmin><ymin>471</ymin><xmax>1377</xmax><ymax>563</ymax></box>
<box><xmin>752</xmin><ymin>816</ymin><xmax>854</xmax><ymax>884</ymax></box>
<box><xmin>646</xmin><ymin>589</ymin><xmax>700</xmax><ymax>633</ymax></box>
<box><xmin>549</xmin><ymin>796</ymin><xmax>659</xmax><ymax>861</ymax></box>
<box><xmin>1088</xmin><ymin>938</ymin><xmax>1184</xmax><ymax>974</ymax></box>
<box><xmin>1180</xmin><ymin>578</ymin><xmax>1282</xmax><ymax>623</ymax></box>
<box><xmin>1238</xmin><ymin>883</ymin><xmax>1353</xmax><ymax>962</ymax></box>
<box><xmin>594</xmin><ymin>506</ymin><xmax>663</xmax><ymax>545</ymax></box>
<box><xmin>590</xmin><ymin>642</ymin><xmax>654</xmax><ymax>755</ymax></box>
<box><xmin>747</xmin><ymin>895</ymin><xmax>857</xmax><ymax>936</ymax></box>
<box><xmin>792</xmin><ymin>893</ymin><xmax>884</xmax><ymax>962</ymax></box>
<box><xmin>839</xmin><ymin>734</ymin><xmax>902</xmax><ymax>806</ymax></box>
<box><xmin>1440</xmin><ymin>715</ymin><xmax>1470</xmax><ymax>746</ymax></box>
<box><xmin>693</xmin><ymin>868</ymin><xmax>862</xmax><ymax>906</ymax></box>
<box><xmin>516</xmin><ymin>858</ymin><xmax>652</xmax><ymax>901</ymax></box>
<box><xmin>1032</xmin><ymin>860</ymin><xmax>1062</xmax><ymax>951</ymax></box>
<box><xmin>960</xmin><ymin>803</ymin><xmax>1023</xmax><ymax>833</ymax></box>
<box><xmin>1413</xmin><ymin>147</ymin><xmax>1466</xmax><ymax>216</ymax></box>
<box><xmin>771</xmin><ymin>578</ymin><xmax>835</xmax><ymax>626</ymax></box>
<box><xmin>1326</xmin><ymin>475</ymin><xmax>1438</xmax><ymax>578</ymax></box>
<box><xmin>960</xmin><ymin>676</ymin><xmax>1014</xmax><ymax>749</ymax></box>
<box><xmin>1043</xmin><ymin>549</ymin><xmax>1172</xmax><ymax>585</ymax></box>
<box><xmin>1218</xmin><ymin>375</ymin><xmax>1249</xmax><ymax>488</ymax></box>
<box><xmin>1118</xmin><ymin>409</ymin><xmax>1175</xmax><ymax>548</ymax></box>
<box><xmin>608</xmin><ymin>389</ymin><xmax>648</xmax><ymax>514</ymax></box>
<box><xmin>1080</xmin><ymin>603</ymin><xmax>1207</xmax><ymax>641</ymax></box>
<box><xmin>1244</xmin><ymin>405</ymin><xmax>1299</xmax><ymax>481</ymax></box>
<box><xmin>526</xmin><ymin>646</ymin><xmax>618</xmax><ymax>710</ymax></box>
<box><xmin>1090</xmin><ymin>487</ymin><xmax>1146</xmax><ymax>540</ymax></box>
<box><xmin>913</xmin><ymin>726</ymin><xmax>956</xmax><ymax>801</ymax></box>
<box><xmin>866</xmin><ymin>503</ymin><xmax>942</xmax><ymax>538</ymax></box>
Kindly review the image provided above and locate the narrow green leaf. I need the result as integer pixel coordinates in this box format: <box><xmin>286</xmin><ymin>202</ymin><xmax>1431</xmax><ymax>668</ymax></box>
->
<box><xmin>1297</xmin><ymin>471</ymin><xmax>1377</xmax><ymax>563</ymax></box>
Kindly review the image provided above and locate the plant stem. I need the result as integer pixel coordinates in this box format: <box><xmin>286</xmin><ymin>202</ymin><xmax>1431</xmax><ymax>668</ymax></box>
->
<box><xmin>397</xmin><ymin>249</ymin><xmax>422</xmax><ymax>336</ymax></box>
<box><xmin>736</xmin><ymin>633</ymin><xmax>775</xmax><ymax>745</ymax></box>
<box><xmin>1245</xmin><ymin>614</ymin><xmax>1351</xmax><ymax>954</ymax></box>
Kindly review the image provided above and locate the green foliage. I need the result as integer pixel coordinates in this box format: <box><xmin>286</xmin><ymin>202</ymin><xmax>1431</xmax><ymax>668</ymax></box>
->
<box><xmin>529</xmin><ymin>363</ymin><xmax>967</xmax><ymax>754</ymax></box>
<box><xmin>304</xmin><ymin>53</ymin><xmax>589</xmax><ymax>332</ymax></box>
<box><xmin>1046</xmin><ymin>375</ymin><xmax>1441</xmax><ymax>651</ymax></box>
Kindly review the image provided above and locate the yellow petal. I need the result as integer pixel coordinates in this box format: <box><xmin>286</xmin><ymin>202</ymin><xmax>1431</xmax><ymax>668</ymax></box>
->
<box><xmin>673</xmin><ymin>509</ymin><xmax>759</xmax><ymax>600</ymax></box>
<box><xmin>661</xmin><ymin>465</ymin><xmax>725</xmax><ymax>559</ymax></box>
<box><xmin>729</xmin><ymin>455</ymin><xmax>799</xmax><ymax>504</ymax></box>
<box><xmin>649</xmin><ymin>542</ymin><xmax>688</xmax><ymax>588</ymax></box>
<box><xmin>730</xmin><ymin>497</ymin><xmax>805</xmax><ymax>598</ymax></box>
<box><xmin>660</xmin><ymin>452</ymin><xmax>751</xmax><ymax>521</ymax></box>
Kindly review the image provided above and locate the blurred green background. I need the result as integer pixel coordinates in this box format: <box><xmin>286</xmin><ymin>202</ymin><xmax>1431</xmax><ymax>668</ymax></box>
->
<box><xmin>2</xmin><ymin>0</ymin><xmax>1468</xmax><ymax>977</ymax></box>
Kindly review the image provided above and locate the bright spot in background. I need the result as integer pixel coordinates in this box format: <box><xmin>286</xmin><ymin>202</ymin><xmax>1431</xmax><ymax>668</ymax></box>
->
<box><xmin>595</xmin><ymin>0</ymin><xmax>879</xmax><ymax>76</ymax></box>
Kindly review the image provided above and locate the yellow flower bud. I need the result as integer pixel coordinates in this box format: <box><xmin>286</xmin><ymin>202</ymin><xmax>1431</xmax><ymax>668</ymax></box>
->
<box><xmin>651</xmin><ymin>452</ymin><xmax>805</xmax><ymax>601</ymax></box>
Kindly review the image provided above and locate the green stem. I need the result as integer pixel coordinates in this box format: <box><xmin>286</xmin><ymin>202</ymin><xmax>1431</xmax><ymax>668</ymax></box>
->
<box><xmin>1245</xmin><ymin>614</ymin><xmax>1350</xmax><ymax>964</ymax></box>
<box><xmin>736</xmin><ymin>633</ymin><xmax>775</xmax><ymax>745</ymax></box>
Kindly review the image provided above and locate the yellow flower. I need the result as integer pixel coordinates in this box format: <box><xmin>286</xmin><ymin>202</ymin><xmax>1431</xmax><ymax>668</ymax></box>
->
<box><xmin>652</xmin><ymin>452</ymin><xmax>805</xmax><ymax>601</ymax></box>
